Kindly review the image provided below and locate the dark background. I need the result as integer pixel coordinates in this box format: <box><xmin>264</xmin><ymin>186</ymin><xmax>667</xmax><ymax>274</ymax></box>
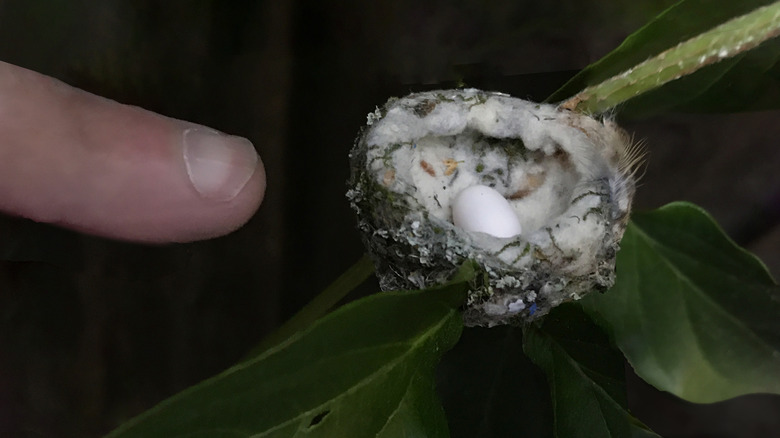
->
<box><xmin>0</xmin><ymin>1</ymin><xmax>778</xmax><ymax>437</ymax></box>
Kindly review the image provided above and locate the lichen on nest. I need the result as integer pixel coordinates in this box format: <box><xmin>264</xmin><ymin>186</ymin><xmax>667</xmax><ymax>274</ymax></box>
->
<box><xmin>347</xmin><ymin>89</ymin><xmax>642</xmax><ymax>326</ymax></box>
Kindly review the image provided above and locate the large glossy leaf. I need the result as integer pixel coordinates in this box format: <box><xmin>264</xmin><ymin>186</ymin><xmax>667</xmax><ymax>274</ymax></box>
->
<box><xmin>106</xmin><ymin>265</ymin><xmax>474</xmax><ymax>438</ymax></box>
<box><xmin>547</xmin><ymin>0</ymin><xmax>780</xmax><ymax>116</ymax></box>
<box><xmin>376</xmin><ymin>369</ymin><xmax>449</xmax><ymax>438</ymax></box>
<box><xmin>522</xmin><ymin>304</ymin><xmax>659</xmax><ymax>438</ymax></box>
<box><xmin>582</xmin><ymin>202</ymin><xmax>780</xmax><ymax>403</ymax></box>
<box><xmin>437</xmin><ymin>326</ymin><xmax>554</xmax><ymax>438</ymax></box>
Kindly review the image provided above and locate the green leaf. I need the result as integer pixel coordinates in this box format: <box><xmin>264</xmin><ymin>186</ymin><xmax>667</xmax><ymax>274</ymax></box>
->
<box><xmin>548</xmin><ymin>0</ymin><xmax>780</xmax><ymax>116</ymax></box>
<box><xmin>582</xmin><ymin>202</ymin><xmax>780</xmax><ymax>403</ymax></box>
<box><xmin>522</xmin><ymin>304</ymin><xmax>659</xmax><ymax>438</ymax></box>
<box><xmin>437</xmin><ymin>326</ymin><xmax>554</xmax><ymax>438</ymax></box>
<box><xmin>106</xmin><ymin>264</ymin><xmax>474</xmax><ymax>438</ymax></box>
<box><xmin>376</xmin><ymin>370</ymin><xmax>449</xmax><ymax>438</ymax></box>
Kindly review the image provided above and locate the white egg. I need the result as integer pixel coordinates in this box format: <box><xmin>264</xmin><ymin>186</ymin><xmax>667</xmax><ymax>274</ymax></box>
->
<box><xmin>452</xmin><ymin>185</ymin><xmax>522</xmax><ymax>238</ymax></box>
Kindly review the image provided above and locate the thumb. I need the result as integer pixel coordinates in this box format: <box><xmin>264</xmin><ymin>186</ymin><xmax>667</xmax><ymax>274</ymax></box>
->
<box><xmin>0</xmin><ymin>61</ymin><xmax>266</xmax><ymax>243</ymax></box>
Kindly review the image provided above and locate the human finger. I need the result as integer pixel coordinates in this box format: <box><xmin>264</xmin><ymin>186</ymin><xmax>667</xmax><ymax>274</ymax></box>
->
<box><xmin>0</xmin><ymin>61</ymin><xmax>266</xmax><ymax>243</ymax></box>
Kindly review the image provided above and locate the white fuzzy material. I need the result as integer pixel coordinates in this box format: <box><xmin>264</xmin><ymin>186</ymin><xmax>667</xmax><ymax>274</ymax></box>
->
<box><xmin>364</xmin><ymin>89</ymin><xmax>620</xmax><ymax>274</ymax></box>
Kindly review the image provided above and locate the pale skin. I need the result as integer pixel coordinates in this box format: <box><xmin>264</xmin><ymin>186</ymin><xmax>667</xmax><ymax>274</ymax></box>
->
<box><xmin>0</xmin><ymin>61</ymin><xmax>267</xmax><ymax>243</ymax></box>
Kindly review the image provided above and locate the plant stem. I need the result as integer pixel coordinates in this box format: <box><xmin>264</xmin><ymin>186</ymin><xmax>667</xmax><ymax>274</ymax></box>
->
<box><xmin>246</xmin><ymin>254</ymin><xmax>375</xmax><ymax>357</ymax></box>
<box><xmin>562</xmin><ymin>1</ymin><xmax>780</xmax><ymax>114</ymax></box>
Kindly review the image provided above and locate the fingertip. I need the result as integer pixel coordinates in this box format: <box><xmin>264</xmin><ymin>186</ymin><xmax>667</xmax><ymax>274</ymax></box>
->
<box><xmin>182</xmin><ymin>128</ymin><xmax>259</xmax><ymax>201</ymax></box>
<box><xmin>69</xmin><ymin>124</ymin><xmax>269</xmax><ymax>244</ymax></box>
<box><xmin>166</xmin><ymin>145</ymin><xmax>268</xmax><ymax>243</ymax></box>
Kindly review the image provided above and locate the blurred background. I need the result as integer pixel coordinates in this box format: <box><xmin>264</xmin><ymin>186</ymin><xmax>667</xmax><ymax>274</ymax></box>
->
<box><xmin>0</xmin><ymin>1</ymin><xmax>777</xmax><ymax>436</ymax></box>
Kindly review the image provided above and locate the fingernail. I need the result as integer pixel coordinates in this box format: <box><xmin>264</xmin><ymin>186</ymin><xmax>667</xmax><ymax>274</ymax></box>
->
<box><xmin>182</xmin><ymin>128</ymin><xmax>258</xmax><ymax>201</ymax></box>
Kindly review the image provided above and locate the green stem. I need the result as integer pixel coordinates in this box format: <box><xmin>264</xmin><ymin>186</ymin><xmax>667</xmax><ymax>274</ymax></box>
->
<box><xmin>563</xmin><ymin>1</ymin><xmax>780</xmax><ymax>114</ymax></box>
<box><xmin>246</xmin><ymin>254</ymin><xmax>375</xmax><ymax>357</ymax></box>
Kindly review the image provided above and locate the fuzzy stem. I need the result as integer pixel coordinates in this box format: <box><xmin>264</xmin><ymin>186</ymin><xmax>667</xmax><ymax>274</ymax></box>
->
<box><xmin>562</xmin><ymin>1</ymin><xmax>780</xmax><ymax>114</ymax></box>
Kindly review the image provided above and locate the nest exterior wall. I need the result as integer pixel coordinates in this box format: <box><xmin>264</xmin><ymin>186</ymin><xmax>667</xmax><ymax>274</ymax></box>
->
<box><xmin>348</xmin><ymin>89</ymin><xmax>636</xmax><ymax>326</ymax></box>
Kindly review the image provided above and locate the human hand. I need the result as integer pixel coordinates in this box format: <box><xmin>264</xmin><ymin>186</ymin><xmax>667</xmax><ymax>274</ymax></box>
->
<box><xmin>0</xmin><ymin>61</ymin><xmax>266</xmax><ymax>243</ymax></box>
